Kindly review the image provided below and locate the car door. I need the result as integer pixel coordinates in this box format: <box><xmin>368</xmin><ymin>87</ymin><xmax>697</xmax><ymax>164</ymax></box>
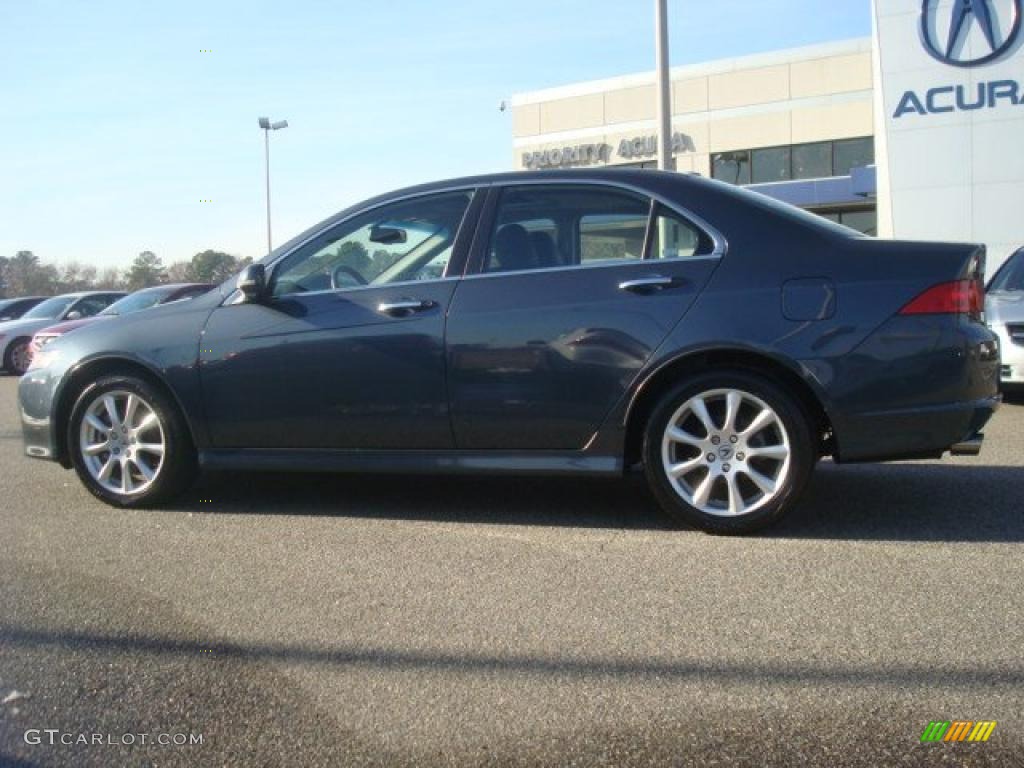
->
<box><xmin>199</xmin><ymin>188</ymin><xmax>480</xmax><ymax>450</ymax></box>
<box><xmin>446</xmin><ymin>182</ymin><xmax>723</xmax><ymax>450</ymax></box>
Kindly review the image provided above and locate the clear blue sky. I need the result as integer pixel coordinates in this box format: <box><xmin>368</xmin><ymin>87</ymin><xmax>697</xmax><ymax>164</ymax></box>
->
<box><xmin>0</xmin><ymin>0</ymin><xmax>871</xmax><ymax>269</ymax></box>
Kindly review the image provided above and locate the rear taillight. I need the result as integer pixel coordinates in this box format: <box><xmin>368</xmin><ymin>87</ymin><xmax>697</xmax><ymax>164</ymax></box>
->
<box><xmin>898</xmin><ymin>279</ymin><xmax>984</xmax><ymax>319</ymax></box>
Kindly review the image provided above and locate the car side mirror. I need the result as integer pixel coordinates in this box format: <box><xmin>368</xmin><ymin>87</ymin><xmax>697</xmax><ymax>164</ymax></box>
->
<box><xmin>65</xmin><ymin>310</ymin><xmax>83</xmax><ymax>320</ymax></box>
<box><xmin>236</xmin><ymin>264</ymin><xmax>266</xmax><ymax>303</ymax></box>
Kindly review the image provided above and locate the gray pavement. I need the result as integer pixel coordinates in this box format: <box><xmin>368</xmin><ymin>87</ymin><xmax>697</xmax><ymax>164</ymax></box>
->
<box><xmin>1</xmin><ymin>374</ymin><xmax>1022</xmax><ymax>767</ymax></box>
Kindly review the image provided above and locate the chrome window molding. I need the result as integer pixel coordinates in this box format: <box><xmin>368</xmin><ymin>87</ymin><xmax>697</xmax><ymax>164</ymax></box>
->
<box><xmin>460</xmin><ymin>253</ymin><xmax>722</xmax><ymax>282</ymax></box>
<box><xmin>268</xmin><ymin>276</ymin><xmax>461</xmax><ymax>301</ymax></box>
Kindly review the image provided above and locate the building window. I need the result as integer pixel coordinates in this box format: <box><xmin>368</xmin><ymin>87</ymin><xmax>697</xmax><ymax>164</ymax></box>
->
<box><xmin>792</xmin><ymin>142</ymin><xmax>833</xmax><ymax>180</ymax></box>
<box><xmin>751</xmin><ymin>146</ymin><xmax>792</xmax><ymax>184</ymax></box>
<box><xmin>711</xmin><ymin>150</ymin><xmax>751</xmax><ymax>185</ymax></box>
<box><xmin>819</xmin><ymin>209</ymin><xmax>877</xmax><ymax>236</ymax></box>
<box><xmin>712</xmin><ymin>137</ymin><xmax>874</xmax><ymax>187</ymax></box>
<box><xmin>833</xmin><ymin>137</ymin><xmax>875</xmax><ymax>176</ymax></box>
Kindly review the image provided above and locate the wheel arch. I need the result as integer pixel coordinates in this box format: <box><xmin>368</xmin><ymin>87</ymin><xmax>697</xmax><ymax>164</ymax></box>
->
<box><xmin>622</xmin><ymin>347</ymin><xmax>835</xmax><ymax>468</ymax></box>
<box><xmin>53</xmin><ymin>356</ymin><xmax>197</xmax><ymax>468</ymax></box>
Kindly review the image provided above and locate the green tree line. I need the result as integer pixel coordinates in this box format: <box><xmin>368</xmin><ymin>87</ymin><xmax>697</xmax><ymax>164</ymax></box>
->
<box><xmin>0</xmin><ymin>249</ymin><xmax>253</xmax><ymax>298</ymax></box>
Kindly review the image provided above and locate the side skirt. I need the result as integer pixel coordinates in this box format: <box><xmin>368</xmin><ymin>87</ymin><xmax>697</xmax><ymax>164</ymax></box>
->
<box><xmin>198</xmin><ymin>449</ymin><xmax>623</xmax><ymax>477</ymax></box>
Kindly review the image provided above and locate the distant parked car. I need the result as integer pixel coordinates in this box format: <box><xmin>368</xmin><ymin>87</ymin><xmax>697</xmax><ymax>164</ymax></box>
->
<box><xmin>18</xmin><ymin>170</ymin><xmax>1001</xmax><ymax>533</ymax></box>
<box><xmin>0</xmin><ymin>297</ymin><xmax>46</xmax><ymax>321</ymax></box>
<box><xmin>0</xmin><ymin>291</ymin><xmax>125</xmax><ymax>375</ymax></box>
<box><xmin>986</xmin><ymin>246</ymin><xmax>1024</xmax><ymax>390</ymax></box>
<box><xmin>30</xmin><ymin>283</ymin><xmax>213</xmax><ymax>360</ymax></box>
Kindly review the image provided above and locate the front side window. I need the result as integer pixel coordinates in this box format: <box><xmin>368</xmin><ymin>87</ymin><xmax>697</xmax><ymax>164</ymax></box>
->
<box><xmin>22</xmin><ymin>296</ymin><xmax>75</xmax><ymax>320</ymax></box>
<box><xmin>101</xmin><ymin>289</ymin><xmax>167</xmax><ymax>316</ymax></box>
<box><xmin>271</xmin><ymin>191</ymin><xmax>472</xmax><ymax>297</ymax></box>
<box><xmin>485</xmin><ymin>186</ymin><xmax>650</xmax><ymax>273</ymax></box>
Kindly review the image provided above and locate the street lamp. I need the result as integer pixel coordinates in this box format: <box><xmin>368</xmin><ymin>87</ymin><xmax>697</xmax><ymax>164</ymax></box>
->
<box><xmin>258</xmin><ymin>116</ymin><xmax>288</xmax><ymax>254</ymax></box>
<box><xmin>654</xmin><ymin>0</ymin><xmax>673</xmax><ymax>171</ymax></box>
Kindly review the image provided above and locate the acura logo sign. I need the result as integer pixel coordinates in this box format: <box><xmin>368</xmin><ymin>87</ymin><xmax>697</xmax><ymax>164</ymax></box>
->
<box><xmin>920</xmin><ymin>0</ymin><xmax>1022</xmax><ymax>67</ymax></box>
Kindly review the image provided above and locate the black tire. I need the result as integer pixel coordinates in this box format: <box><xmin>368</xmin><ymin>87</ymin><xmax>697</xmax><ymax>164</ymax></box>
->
<box><xmin>643</xmin><ymin>370</ymin><xmax>816</xmax><ymax>534</ymax></box>
<box><xmin>3</xmin><ymin>337</ymin><xmax>32</xmax><ymax>375</ymax></box>
<box><xmin>68</xmin><ymin>375</ymin><xmax>197</xmax><ymax>507</ymax></box>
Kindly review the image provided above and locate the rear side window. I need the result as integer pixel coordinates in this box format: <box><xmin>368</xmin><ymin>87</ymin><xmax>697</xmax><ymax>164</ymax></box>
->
<box><xmin>485</xmin><ymin>186</ymin><xmax>649</xmax><ymax>273</ymax></box>
<box><xmin>648</xmin><ymin>204</ymin><xmax>714</xmax><ymax>260</ymax></box>
<box><xmin>484</xmin><ymin>185</ymin><xmax>714</xmax><ymax>274</ymax></box>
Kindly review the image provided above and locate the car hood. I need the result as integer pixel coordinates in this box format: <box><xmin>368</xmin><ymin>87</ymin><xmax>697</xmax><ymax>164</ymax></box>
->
<box><xmin>0</xmin><ymin>317</ymin><xmax>59</xmax><ymax>338</ymax></box>
<box><xmin>37</xmin><ymin>316</ymin><xmax>107</xmax><ymax>336</ymax></box>
<box><xmin>986</xmin><ymin>291</ymin><xmax>1024</xmax><ymax>325</ymax></box>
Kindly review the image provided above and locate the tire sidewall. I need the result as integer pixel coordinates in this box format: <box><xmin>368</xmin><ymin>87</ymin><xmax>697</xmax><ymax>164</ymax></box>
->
<box><xmin>643</xmin><ymin>370</ymin><xmax>815</xmax><ymax>534</ymax></box>
<box><xmin>68</xmin><ymin>375</ymin><xmax>195</xmax><ymax>507</ymax></box>
<box><xmin>4</xmin><ymin>338</ymin><xmax>31</xmax><ymax>375</ymax></box>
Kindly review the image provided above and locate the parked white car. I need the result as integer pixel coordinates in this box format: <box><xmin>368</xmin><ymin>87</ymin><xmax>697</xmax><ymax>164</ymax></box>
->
<box><xmin>986</xmin><ymin>246</ymin><xmax>1024</xmax><ymax>390</ymax></box>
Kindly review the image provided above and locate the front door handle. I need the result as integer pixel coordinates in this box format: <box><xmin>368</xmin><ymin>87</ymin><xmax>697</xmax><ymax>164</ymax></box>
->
<box><xmin>618</xmin><ymin>275</ymin><xmax>675</xmax><ymax>293</ymax></box>
<box><xmin>377</xmin><ymin>299</ymin><xmax>435</xmax><ymax>316</ymax></box>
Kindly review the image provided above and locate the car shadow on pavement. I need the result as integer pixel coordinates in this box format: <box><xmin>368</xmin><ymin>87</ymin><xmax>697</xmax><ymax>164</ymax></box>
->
<box><xmin>184</xmin><ymin>460</ymin><xmax>1024</xmax><ymax>542</ymax></box>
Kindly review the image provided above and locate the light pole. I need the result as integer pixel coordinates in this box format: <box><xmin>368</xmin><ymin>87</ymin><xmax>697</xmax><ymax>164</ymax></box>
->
<box><xmin>654</xmin><ymin>0</ymin><xmax>673</xmax><ymax>171</ymax></box>
<box><xmin>258</xmin><ymin>116</ymin><xmax>288</xmax><ymax>254</ymax></box>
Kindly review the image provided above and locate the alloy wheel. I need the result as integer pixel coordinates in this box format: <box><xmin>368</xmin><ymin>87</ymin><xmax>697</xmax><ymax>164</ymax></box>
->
<box><xmin>660</xmin><ymin>387</ymin><xmax>791</xmax><ymax>517</ymax></box>
<box><xmin>10</xmin><ymin>342</ymin><xmax>31</xmax><ymax>375</ymax></box>
<box><xmin>78</xmin><ymin>390</ymin><xmax>166</xmax><ymax>496</ymax></box>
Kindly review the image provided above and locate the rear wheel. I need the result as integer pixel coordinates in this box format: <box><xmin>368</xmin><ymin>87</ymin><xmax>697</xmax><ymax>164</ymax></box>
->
<box><xmin>4</xmin><ymin>337</ymin><xmax>32</xmax><ymax>375</ymax></box>
<box><xmin>68</xmin><ymin>376</ymin><xmax>197</xmax><ymax>507</ymax></box>
<box><xmin>643</xmin><ymin>370</ymin><xmax>815</xmax><ymax>534</ymax></box>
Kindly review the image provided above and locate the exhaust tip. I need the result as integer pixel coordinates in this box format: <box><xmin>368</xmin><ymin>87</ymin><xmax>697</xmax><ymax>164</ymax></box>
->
<box><xmin>950</xmin><ymin>435</ymin><xmax>984</xmax><ymax>456</ymax></box>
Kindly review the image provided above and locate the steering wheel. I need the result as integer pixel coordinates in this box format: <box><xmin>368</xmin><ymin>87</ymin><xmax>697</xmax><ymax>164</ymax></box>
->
<box><xmin>331</xmin><ymin>264</ymin><xmax>367</xmax><ymax>289</ymax></box>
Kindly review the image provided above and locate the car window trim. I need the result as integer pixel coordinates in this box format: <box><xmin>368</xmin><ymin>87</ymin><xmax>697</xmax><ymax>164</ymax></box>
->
<box><xmin>262</xmin><ymin>185</ymin><xmax>483</xmax><ymax>301</ymax></box>
<box><xmin>463</xmin><ymin>178</ymin><xmax>727</xmax><ymax>279</ymax></box>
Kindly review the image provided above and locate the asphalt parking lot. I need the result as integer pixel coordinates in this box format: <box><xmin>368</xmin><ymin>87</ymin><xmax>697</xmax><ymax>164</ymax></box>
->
<box><xmin>1</xmin><ymin>375</ymin><xmax>1022</xmax><ymax>767</ymax></box>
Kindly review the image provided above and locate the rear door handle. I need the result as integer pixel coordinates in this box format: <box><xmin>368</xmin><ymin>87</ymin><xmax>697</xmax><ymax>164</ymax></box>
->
<box><xmin>377</xmin><ymin>299</ymin><xmax>435</xmax><ymax>316</ymax></box>
<box><xmin>618</xmin><ymin>275</ymin><xmax>675</xmax><ymax>293</ymax></box>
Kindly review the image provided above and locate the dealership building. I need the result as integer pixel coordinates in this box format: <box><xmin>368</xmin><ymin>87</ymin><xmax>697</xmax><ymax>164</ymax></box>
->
<box><xmin>509</xmin><ymin>0</ymin><xmax>1024</xmax><ymax>275</ymax></box>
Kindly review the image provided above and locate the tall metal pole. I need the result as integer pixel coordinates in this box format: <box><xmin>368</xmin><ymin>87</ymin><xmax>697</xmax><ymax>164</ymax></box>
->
<box><xmin>655</xmin><ymin>0</ymin><xmax>673</xmax><ymax>171</ymax></box>
<box><xmin>264</xmin><ymin>128</ymin><xmax>273</xmax><ymax>254</ymax></box>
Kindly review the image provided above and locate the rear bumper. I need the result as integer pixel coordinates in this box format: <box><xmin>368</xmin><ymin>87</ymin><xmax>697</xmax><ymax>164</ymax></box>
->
<box><xmin>834</xmin><ymin>395</ymin><xmax>999</xmax><ymax>462</ymax></box>
<box><xmin>825</xmin><ymin>314</ymin><xmax>1001</xmax><ymax>462</ymax></box>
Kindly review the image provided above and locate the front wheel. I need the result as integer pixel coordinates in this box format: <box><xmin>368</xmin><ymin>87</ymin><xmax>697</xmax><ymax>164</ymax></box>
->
<box><xmin>68</xmin><ymin>376</ymin><xmax>197</xmax><ymax>507</ymax></box>
<box><xmin>643</xmin><ymin>371</ymin><xmax>816</xmax><ymax>534</ymax></box>
<box><xmin>4</xmin><ymin>338</ymin><xmax>32</xmax><ymax>375</ymax></box>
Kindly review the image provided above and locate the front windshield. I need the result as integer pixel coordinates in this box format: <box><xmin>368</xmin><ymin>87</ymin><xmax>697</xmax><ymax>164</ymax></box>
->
<box><xmin>21</xmin><ymin>296</ymin><xmax>75</xmax><ymax>320</ymax></box>
<box><xmin>100</xmin><ymin>289</ymin><xmax>168</xmax><ymax>316</ymax></box>
<box><xmin>988</xmin><ymin>250</ymin><xmax>1024</xmax><ymax>292</ymax></box>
